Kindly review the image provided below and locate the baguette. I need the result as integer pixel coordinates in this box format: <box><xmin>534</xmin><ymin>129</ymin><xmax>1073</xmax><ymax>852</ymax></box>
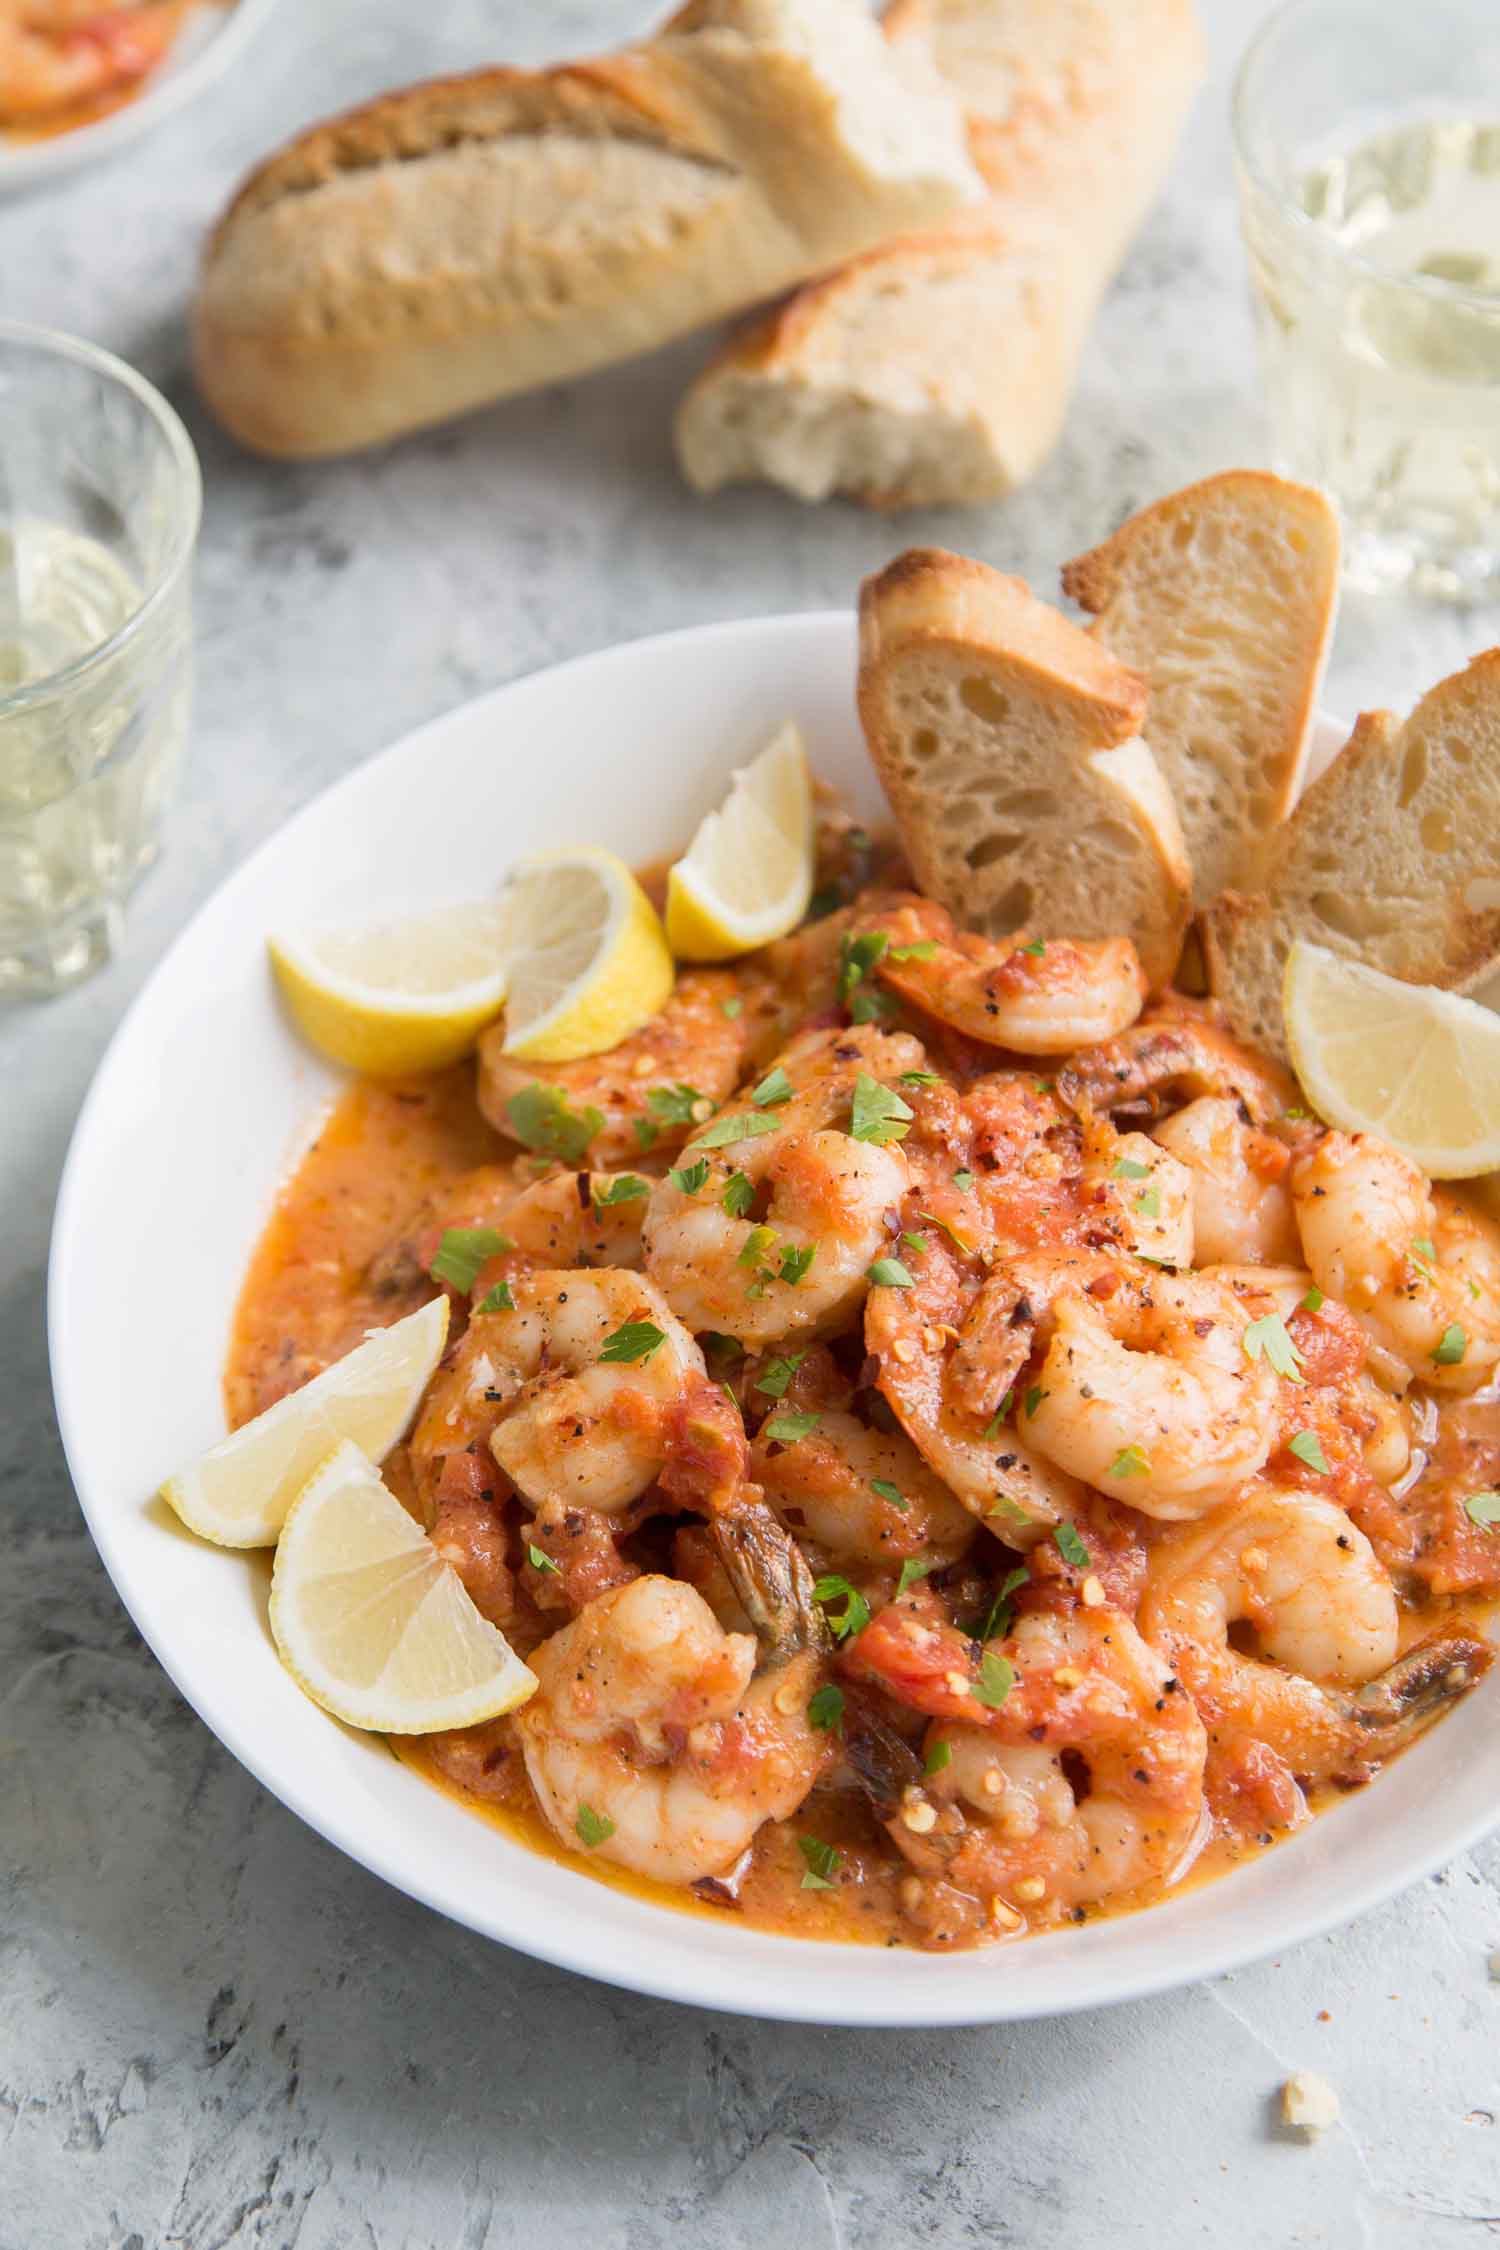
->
<box><xmin>1061</xmin><ymin>472</ymin><xmax>1340</xmax><ymax>902</ymax></box>
<box><xmin>1201</xmin><ymin>653</ymin><xmax>1500</xmax><ymax>1063</ymax></box>
<box><xmin>193</xmin><ymin>0</ymin><xmax>979</xmax><ymax>459</ymax></box>
<box><xmin>674</xmin><ymin>0</ymin><xmax>1204</xmax><ymax>508</ymax></box>
<box><xmin>858</xmin><ymin>548</ymin><xmax>1191</xmax><ymax>986</ymax></box>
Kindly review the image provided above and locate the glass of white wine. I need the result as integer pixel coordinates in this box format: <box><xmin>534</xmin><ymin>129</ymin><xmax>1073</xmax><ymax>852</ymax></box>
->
<box><xmin>0</xmin><ymin>324</ymin><xmax>200</xmax><ymax>994</ymax></box>
<box><xmin>1234</xmin><ymin>0</ymin><xmax>1500</xmax><ymax>598</ymax></box>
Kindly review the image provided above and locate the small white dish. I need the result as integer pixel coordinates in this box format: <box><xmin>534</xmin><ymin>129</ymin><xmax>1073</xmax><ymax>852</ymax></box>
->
<box><xmin>47</xmin><ymin>612</ymin><xmax>1500</xmax><ymax>2025</ymax></box>
<box><xmin>0</xmin><ymin>0</ymin><xmax>283</xmax><ymax>196</ymax></box>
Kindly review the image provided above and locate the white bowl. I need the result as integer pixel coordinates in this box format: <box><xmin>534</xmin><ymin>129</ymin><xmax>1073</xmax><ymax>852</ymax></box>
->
<box><xmin>0</xmin><ymin>0</ymin><xmax>283</xmax><ymax>196</ymax></box>
<box><xmin>48</xmin><ymin>612</ymin><xmax>1500</xmax><ymax>2026</ymax></box>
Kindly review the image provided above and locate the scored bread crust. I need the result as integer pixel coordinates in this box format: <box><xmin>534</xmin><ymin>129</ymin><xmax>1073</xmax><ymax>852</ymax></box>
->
<box><xmin>193</xmin><ymin>0</ymin><xmax>979</xmax><ymax>459</ymax></box>
<box><xmin>1201</xmin><ymin>654</ymin><xmax>1500</xmax><ymax>1063</ymax></box>
<box><xmin>1062</xmin><ymin>471</ymin><xmax>1340</xmax><ymax>903</ymax></box>
<box><xmin>858</xmin><ymin>547</ymin><xmax>1191</xmax><ymax>987</ymax></box>
<box><xmin>674</xmin><ymin>0</ymin><xmax>1205</xmax><ymax>507</ymax></box>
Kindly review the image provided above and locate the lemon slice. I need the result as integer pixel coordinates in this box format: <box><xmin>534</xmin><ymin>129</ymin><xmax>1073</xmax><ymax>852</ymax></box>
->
<box><xmin>665</xmin><ymin>721</ymin><xmax>815</xmax><ymax>961</ymax></box>
<box><xmin>498</xmin><ymin>846</ymin><xmax>674</xmax><ymax>1063</ymax></box>
<box><xmin>269</xmin><ymin>904</ymin><xmax>511</xmax><ymax>1076</ymax></box>
<box><xmin>160</xmin><ymin>1298</ymin><xmax>449</xmax><ymax>1548</ymax></box>
<box><xmin>269</xmin><ymin>1441</ymin><xmax>536</xmax><ymax>1733</ymax></box>
<box><xmin>1284</xmin><ymin>941</ymin><xmax>1500</xmax><ymax>1176</ymax></box>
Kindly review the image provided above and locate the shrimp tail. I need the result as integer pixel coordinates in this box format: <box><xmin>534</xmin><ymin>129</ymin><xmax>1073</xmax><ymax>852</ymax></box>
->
<box><xmin>711</xmin><ymin>1503</ymin><xmax>831</xmax><ymax>1660</ymax></box>
<box><xmin>1347</xmin><ymin>1630</ymin><xmax>1493</xmax><ymax>1751</ymax></box>
<box><xmin>842</xmin><ymin>1701</ymin><xmax>926</xmax><ymax>1819</ymax></box>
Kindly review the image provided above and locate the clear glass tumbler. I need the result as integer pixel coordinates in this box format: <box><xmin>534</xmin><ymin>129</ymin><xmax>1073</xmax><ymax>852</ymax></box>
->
<box><xmin>1233</xmin><ymin>0</ymin><xmax>1500</xmax><ymax>598</ymax></box>
<box><xmin>0</xmin><ymin>324</ymin><xmax>200</xmax><ymax>994</ymax></box>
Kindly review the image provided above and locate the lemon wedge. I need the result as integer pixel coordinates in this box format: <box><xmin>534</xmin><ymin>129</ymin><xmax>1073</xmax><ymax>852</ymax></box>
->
<box><xmin>160</xmin><ymin>1298</ymin><xmax>449</xmax><ymax>1548</ymax></box>
<box><xmin>269</xmin><ymin>1441</ymin><xmax>536</xmax><ymax>1733</ymax></box>
<box><xmin>497</xmin><ymin>846</ymin><xmax>674</xmax><ymax>1063</ymax></box>
<box><xmin>1283</xmin><ymin>941</ymin><xmax>1500</xmax><ymax>1176</ymax></box>
<box><xmin>666</xmin><ymin>721</ymin><xmax>815</xmax><ymax>960</ymax></box>
<box><xmin>269</xmin><ymin>904</ymin><xmax>511</xmax><ymax>1076</ymax></box>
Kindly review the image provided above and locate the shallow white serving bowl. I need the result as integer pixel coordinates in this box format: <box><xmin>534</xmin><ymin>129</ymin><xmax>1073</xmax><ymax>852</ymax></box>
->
<box><xmin>49</xmin><ymin>613</ymin><xmax>1499</xmax><ymax>2026</ymax></box>
<box><xmin>0</xmin><ymin>0</ymin><xmax>283</xmax><ymax>195</ymax></box>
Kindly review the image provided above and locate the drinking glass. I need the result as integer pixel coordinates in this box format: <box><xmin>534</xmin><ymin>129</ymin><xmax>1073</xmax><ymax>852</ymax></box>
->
<box><xmin>1233</xmin><ymin>0</ymin><xmax>1500</xmax><ymax>598</ymax></box>
<box><xmin>0</xmin><ymin>324</ymin><xmax>200</xmax><ymax>994</ymax></box>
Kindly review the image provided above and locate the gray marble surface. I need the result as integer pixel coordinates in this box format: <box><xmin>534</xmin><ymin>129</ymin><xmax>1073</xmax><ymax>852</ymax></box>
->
<box><xmin>4</xmin><ymin>4</ymin><xmax>1500</xmax><ymax>2244</ymax></box>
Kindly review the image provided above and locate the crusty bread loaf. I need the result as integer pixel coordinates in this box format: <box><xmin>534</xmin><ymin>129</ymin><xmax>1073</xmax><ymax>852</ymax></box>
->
<box><xmin>193</xmin><ymin>0</ymin><xmax>979</xmax><ymax>459</ymax></box>
<box><xmin>858</xmin><ymin>548</ymin><xmax>1191</xmax><ymax>986</ymax></box>
<box><xmin>1201</xmin><ymin>653</ymin><xmax>1500</xmax><ymax>1062</ymax></box>
<box><xmin>674</xmin><ymin>0</ymin><xmax>1204</xmax><ymax>507</ymax></box>
<box><xmin>1062</xmin><ymin>472</ymin><xmax>1340</xmax><ymax>902</ymax></box>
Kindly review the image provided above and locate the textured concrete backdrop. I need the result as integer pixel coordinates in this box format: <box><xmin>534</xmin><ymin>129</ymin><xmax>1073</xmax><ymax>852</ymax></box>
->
<box><xmin>3</xmin><ymin>4</ymin><xmax>1499</xmax><ymax>2244</ymax></box>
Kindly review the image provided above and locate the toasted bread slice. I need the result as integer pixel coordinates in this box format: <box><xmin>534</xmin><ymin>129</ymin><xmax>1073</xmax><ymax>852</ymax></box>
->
<box><xmin>1062</xmin><ymin>473</ymin><xmax>1339</xmax><ymax>902</ymax></box>
<box><xmin>1202</xmin><ymin>653</ymin><xmax>1500</xmax><ymax>1062</ymax></box>
<box><xmin>858</xmin><ymin>548</ymin><xmax>1191</xmax><ymax>987</ymax></box>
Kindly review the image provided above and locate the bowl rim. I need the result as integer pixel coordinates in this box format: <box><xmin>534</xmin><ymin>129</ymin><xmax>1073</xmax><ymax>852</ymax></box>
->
<box><xmin>47</xmin><ymin>609</ymin><xmax>1500</xmax><ymax>2026</ymax></box>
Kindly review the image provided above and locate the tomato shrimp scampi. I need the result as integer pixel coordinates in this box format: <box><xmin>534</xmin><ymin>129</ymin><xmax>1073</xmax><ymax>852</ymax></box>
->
<box><xmin>228</xmin><ymin>810</ymin><xmax>1500</xmax><ymax>1955</ymax></box>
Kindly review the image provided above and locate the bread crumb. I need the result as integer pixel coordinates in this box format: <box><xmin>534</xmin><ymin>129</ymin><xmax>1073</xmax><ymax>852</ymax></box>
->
<box><xmin>1282</xmin><ymin>2070</ymin><xmax>1340</xmax><ymax>2138</ymax></box>
<box><xmin>1487</xmin><ymin>1950</ymin><xmax>1500</xmax><ymax>1983</ymax></box>
<box><xmin>1316</xmin><ymin>2009</ymin><xmax>1331</xmax><ymax>2023</ymax></box>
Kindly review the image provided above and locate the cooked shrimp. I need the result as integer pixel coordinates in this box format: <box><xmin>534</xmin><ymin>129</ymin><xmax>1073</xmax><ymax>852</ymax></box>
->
<box><xmin>1151</xmin><ymin>1096</ymin><xmax>1300</xmax><ymax>1267</ymax></box>
<box><xmin>502</xmin><ymin>1168</ymin><xmax>648</xmax><ymax>1270</ymax></box>
<box><xmin>1059</xmin><ymin>997</ymin><xmax>1294</xmax><ymax>1124</ymax></box>
<box><xmin>857</xmin><ymin>893</ymin><xmax>1147</xmax><ymax>1054</ymax></box>
<box><xmin>477</xmin><ymin>969</ymin><xmax>748</xmax><ymax>1167</ymax></box>
<box><xmin>1085</xmin><ymin>1121</ymin><xmax>1195</xmax><ymax>1266</ymax></box>
<box><xmin>0</xmin><ymin>0</ymin><xmax>181</xmax><ymax>125</ymax></box>
<box><xmin>867</xmin><ymin>1230</ymin><xmax>1089</xmax><ymax>1535</ymax></box>
<box><xmin>950</xmin><ymin>1251</ymin><xmax>1280</xmax><ymax>1516</ymax></box>
<box><xmin>1291</xmin><ymin>1132</ymin><xmax>1500</xmax><ymax>1394</ymax></box>
<box><xmin>849</xmin><ymin>1604</ymin><xmax>1208</xmax><ymax>1926</ymax></box>
<box><xmin>752</xmin><ymin>1408</ymin><xmax>976</xmax><ymax>1573</ymax></box>
<box><xmin>411</xmin><ymin>1269</ymin><xmax>706</xmax><ymax>1515</ymax></box>
<box><xmin>642</xmin><ymin>1024</ymin><xmax>915</xmax><ymax>1347</ymax></box>
<box><xmin>517</xmin><ymin>1513</ymin><xmax>832</xmax><ymax>1884</ymax></box>
<box><xmin>1140</xmin><ymin>1484</ymin><xmax>1492</xmax><ymax>1789</ymax></box>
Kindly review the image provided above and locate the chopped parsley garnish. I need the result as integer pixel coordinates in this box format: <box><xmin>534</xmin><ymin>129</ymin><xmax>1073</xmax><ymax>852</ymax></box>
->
<box><xmin>505</xmin><ymin>1084</ymin><xmax>602</xmax><ymax>1164</ymax></box>
<box><xmin>752</xmin><ymin>1065</ymin><xmax>793</xmax><ymax>1109</ymax></box>
<box><xmin>1465</xmin><ymin>1491</ymin><xmax>1500</xmax><ymax>1528</ymax></box>
<box><xmin>598</xmin><ymin>1320</ymin><xmax>666</xmax><ymax>1364</ymax></box>
<box><xmin>1243</xmin><ymin>1312</ymin><xmax>1306</xmax><ymax>1383</ymax></box>
<box><xmin>974</xmin><ymin>1564</ymin><xmax>1029</xmax><ymax>1644</ymax></box>
<box><xmin>899</xmin><ymin>1069</ymin><xmax>942</xmax><ymax>1088</ymax></box>
<box><xmin>896</xmin><ymin>1557</ymin><xmax>935</xmax><ymax>1598</ymax></box>
<box><xmin>798</xmin><ymin>1835</ymin><xmax>842</xmax><ymax>1890</ymax></box>
<box><xmin>722</xmin><ymin>1171</ymin><xmax>755</xmax><ymax>1217</ymax></box>
<box><xmin>1110</xmin><ymin>1157</ymin><xmax>1151</xmax><ymax>1181</ymax></box>
<box><xmin>633</xmin><ymin>1116</ymin><xmax>660</xmax><ymax>1153</ymax></box>
<box><xmin>1053</xmin><ymin>1521</ymin><xmax>1091</xmax><ymax>1567</ymax></box>
<box><xmin>850</xmin><ymin>985</ymin><xmax>896</xmax><ymax>1025</ymax></box>
<box><xmin>889</xmin><ymin>939</ymin><xmax>938</xmax><ymax>961</ymax></box>
<box><xmin>953</xmin><ymin>1169</ymin><xmax>975</xmax><ymax>1192</ymax></box>
<box><xmin>901</xmin><ymin>1231</ymin><xmax>929</xmax><ymax>1261</ymax></box>
<box><xmin>720</xmin><ymin>995</ymin><xmax>743</xmax><ymax>1019</ymax></box>
<box><xmin>807</xmin><ymin>1684</ymin><xmax>845</xmax><ymax>1735</ymax></box>
<box><xmin>755</xmin><ymin>1351</ymin><xmax>806</xmax><ymax>1399</ymax></box>
<box><xmin>870</xmin><ymin>1476</ymin><xmax>908</xmax><ymax>1512</ymax></box>
<box><xmin>526</xmin><ymin>1541</ymin><xmax>560</xmax><ymax>1576</ymax></box>
<box><xmin>850</xmin><ymin>1073</ymin><xmax>914</xmax><ymax>1145</ymax></box>
<box><xmin>1023</xmin><ymin>1384</ymin><xmax>1047</xmax><ymax>1419</ymax></box>
<box><xmin>476</xmin><ymin>1279</ymin><xmax>515</xmax><ymax>1313</ymax></box>
<box><xmin>702</xmin><ymin>1331</ymin><xmax>743</xmax><ymax>1363</ymax></box>
<box><xmin>1134</xmin><ymin>1185</ymin><xmax>1161</xmax><ymax>1220</ymax></box>
<box><xmin>868</xmin><ymin>1256</ymin><xmax>915</xmax><ymax>1290</ymax></box>
<box><xmin>1409</xmin><ymin>1236</ymin><xmax>1438</xmax><ymax>1281</ymax></box>
<box><xmin>737</xmin><ymin>1223</ymin><xmax>777</xmax><ymax>1269</ymax></box>
<box><xmin>593</xmin><ymin>1173</ymin><xmax>647</xmax><ymax>1206</ymax></box>
<box><xmin>924</xmin><ymin>1739</ymin><xmax>953</xmax><ymax>1776</ymax></box>
<box><xmin>647</xmin><ymin>1083</ymin><xmax>706</xmax><ymax>1126</ymax></box>
<box><xmin>694</xmin><ymin>1109</ymin><xmax>780</xmax><ymax>1150</ymax></box>
<box><xmin>919</xmin><ymin>1208</ymin><xmax>975</xmax><ymax>1256</ymax></box>
<box><xmin>1301</xmin><ymin>1285</ymin><xmax>1324</xmax><ymax>1312</ymax></box>
<box><xmin>763</xmin><ymin>1409</ymin><xmax>821</xmax><ymax>1444</ymax></box>
<box><xmin>973</xmin><ymin>1651</ymin><xmax>1016</xmax><ymax>1709</ymax></box>
<box><xmin>813</xmin><ymin>1573</ymin><xmax>871</xmax><ymax>1641</ymax></box>
<box><xmin>1288</xmin><ymin>1429</ymin><xmax>1330</xmax><ymax>1474</ymax></box>
<box><xmin>1107</xmin><ymin>1444</ymin><xmax>1150</xmax><ymax>1480</ymax></box>
<box><xmin>983</xmin><ymin>1392</ymin><xmax>1014</xmax><ymax>1439</ymax></box>
<box><xmin>575</xmin><ymin>1804</ymin><xmax>615</xmax><ymax>1848</ymax></box>
<box><xmin>1021</xmin><ymin>938</ymin><xmax>1047</xmax><ymax>957</ymax></box>
<box><xmin>430</xmin><ymin>1227</ymin><xmax>509</xmax><ymax>1293</ymax></box>
<box><xmin>778</xmin><ymin>1242</ymin><xmax>817</xmax><ymax>1286</ymax></box>
<box><xmin>669</xmin><ymin>1157</ymin><xmax>711</xmax><ymax>1196</ymax></box>
<box><xmin>838</xmin><ymin>929</ymin><xmax>890</xmax><ymax>1004</ymax></box>
<box><xmin>1434</xmin><ymin>1323</ymin><xmax>1467</xmax><ymax>1367</ymax></box>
